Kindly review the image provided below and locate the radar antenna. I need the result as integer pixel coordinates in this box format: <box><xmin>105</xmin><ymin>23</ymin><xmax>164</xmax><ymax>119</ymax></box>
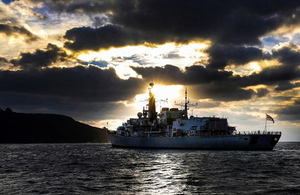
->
<box><xmin>175</xmin><ymin>87</ymin><xmax>198</xmax><ymax>119</ymax></box>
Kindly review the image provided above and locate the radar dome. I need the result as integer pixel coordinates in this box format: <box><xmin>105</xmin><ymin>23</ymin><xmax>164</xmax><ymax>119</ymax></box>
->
<box><xmin>137</xmin><ymin>112</ymin><xmax>143</xmax><ymax>118</ymax></box>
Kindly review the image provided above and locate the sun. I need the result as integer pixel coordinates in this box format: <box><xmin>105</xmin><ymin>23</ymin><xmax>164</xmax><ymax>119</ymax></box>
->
<box><xmin>152</xmin><ymin>84</ymin><xmax>183</xmax><ymax>100</ymax></box>
<box><xmin>134</xmin><ymin>84</ymin><xmax>184</xmax><ymax>109</ymax></box>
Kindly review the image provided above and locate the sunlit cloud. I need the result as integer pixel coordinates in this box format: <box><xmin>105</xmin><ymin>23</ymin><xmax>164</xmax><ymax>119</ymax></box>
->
<box><xmin>1</xmin><ymin>0</ymin><xmax>300</xmax><ymax>141</ymax></box>
<box><xmin>77</xmin><ymin>42</ymin><xmax>209</xmax><ymax>79</ymax></box>
<box><xmin>77</xmin><ymin>42</ymin><xmax>209</xmax><ymax>66</ymax></box>
<box><xmin>225</xmin><ymin>61</ymin><xmax>262</xmax><ymax>76</ymax></box>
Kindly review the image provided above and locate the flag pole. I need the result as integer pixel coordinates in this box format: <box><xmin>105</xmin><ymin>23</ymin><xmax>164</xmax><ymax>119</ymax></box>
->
<box><xmin>265</xmin><ymin>113</ymin><xmax>275</xmax><ymax>132</ymax></box>
<box><xmin>264</xmin><ymin>113</ymin><xmax>267</xmax><ymax>132</ymax></box>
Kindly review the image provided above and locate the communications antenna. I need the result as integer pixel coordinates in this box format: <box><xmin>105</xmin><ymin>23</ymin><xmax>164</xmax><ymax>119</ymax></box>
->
<box><xmin>175</xmin><ymin>87</ymin><xmax>198</xmax><ymax>119</ymax></box>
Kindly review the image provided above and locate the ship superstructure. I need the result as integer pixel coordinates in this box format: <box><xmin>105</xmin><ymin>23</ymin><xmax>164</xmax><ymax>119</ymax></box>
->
<box><xmin>108</xmin><ymin>83</ymin><xmax>281</xmax><ymax>150</ymax></box>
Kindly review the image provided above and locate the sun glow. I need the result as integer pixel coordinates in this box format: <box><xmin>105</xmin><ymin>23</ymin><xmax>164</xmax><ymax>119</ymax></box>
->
<box><xmin>152</xmin><ymin>84</ymin><xmax>184</xmax><ymax>100</ymax></box>
<box><xmin>134</xmin><ymin>84</ymin><xmax>184</xmax><ymax>109</ymax></box>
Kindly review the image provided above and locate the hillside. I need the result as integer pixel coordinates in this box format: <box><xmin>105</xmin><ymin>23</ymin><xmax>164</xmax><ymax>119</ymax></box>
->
<box><xmin>0</xmin><ymin>110</ymin><xmax>109</xmax><ymax>143</ymax></box>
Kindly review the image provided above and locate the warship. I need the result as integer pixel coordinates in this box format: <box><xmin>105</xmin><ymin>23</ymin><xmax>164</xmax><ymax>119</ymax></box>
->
<box><xmin>108</xmin><ymin>83</ymin><xmax>281</xmax><ymax>150</ymax></box>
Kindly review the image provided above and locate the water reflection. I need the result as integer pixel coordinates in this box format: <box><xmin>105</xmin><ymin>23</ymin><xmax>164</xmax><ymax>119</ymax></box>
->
<box><xmin>109</xmin><ymin>149</ymin><xmax>194</xmax><ymax>194</ymax></box>
<box><xmin>105</xmin><ymin>148</ymin><xmax>290</xmax><ymax>194</ymax></box>
<box><xmin>134</xmin><ymin>152</ymin><xmax>187</xmax><ymax>194</ymax></box>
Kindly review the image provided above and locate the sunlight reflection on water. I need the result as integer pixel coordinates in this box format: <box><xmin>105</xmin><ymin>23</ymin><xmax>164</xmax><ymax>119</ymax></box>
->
<box><xmin>0</xmin><ymin>143</ymin><xmax>299</xmax><ymax>194</ymax></box>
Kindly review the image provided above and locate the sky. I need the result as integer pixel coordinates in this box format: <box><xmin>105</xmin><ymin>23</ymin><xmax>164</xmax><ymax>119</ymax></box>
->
<box><xmin>1</xmin><ymin>0</ymin><xmax>300</xmax><ymax>141</ymax></box>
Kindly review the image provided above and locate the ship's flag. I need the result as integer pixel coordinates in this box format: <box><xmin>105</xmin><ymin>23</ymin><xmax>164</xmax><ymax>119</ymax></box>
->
<box><xmin>266</xmin><ymin>114</ymin><xmax>275</xmax><ymax>123</ymax></box>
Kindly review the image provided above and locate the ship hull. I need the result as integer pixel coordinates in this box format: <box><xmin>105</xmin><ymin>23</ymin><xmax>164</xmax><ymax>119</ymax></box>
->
<box><xmin>108</xmin><ymin>133</ymin><xmax>281</xmax><ymax>150</ymax></box>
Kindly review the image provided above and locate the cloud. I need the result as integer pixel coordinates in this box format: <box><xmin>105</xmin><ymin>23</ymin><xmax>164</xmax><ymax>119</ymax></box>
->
<box><xmin>232</xmin><ymin>43</ymin><xmax>300</xmax><ymax>87</ymax></box>
<box><xmin>0</xmin><ymin>2</ymin><xmax>19</xmax><ymax>24</ymax></box>
<box><xmin>0</xmin><ymin>23</ymin><xmax>39</xmax><ymax>42</ymax></box>
<box><xmin>272</xmin><ymin>42</ymin><xmax>300</xmax><ymax>67</ymax></box>
<box><xmin>0</xmin><ymin>65</ymin><xmax>145</xmax><ymax>102</ymax></box>
<box><xmin>64</xmin><ymin>1</ymin><xmax>112</xmax><ymax>14</ymax></box>
<box><xmin>132</xmin><ymin>65</ymin><xmax>233</xmax><ymax>85</ymax></box>
<box><xmin>190</xmin><ymin>81</ymin><xmax>256</xmax><ymax>102</ymax></box>
<box><xmin>1</xmin><ymin>0</ymin><xmax>300</xmax><ymax>135</ymax></box>
<box><xmin>163</xmin><ymin>52</ymin><xmax>183</xmax><ymax>59</ymax></box>
<box><xmin>275</xmin><ymin>81</ymin><xmax>300</xmax><ymax>91</ymax></box>
<box><xmin>276</xmin><ymin>99</ymin><xmax>300</xmax><ymax>121</ymax></box>
<box><xmin>0</xmin><ymin>91</ymin><xmax>132</xmax><ymax>121</ymax></box>
<box><xmin>80</xmin><ymin>60</ymin><xmax>108</xmax><ymax>67</ymax></box>
<box><xmin>256</xmin><ymin>88</ymin><xmax>270</xmax><ymax>98</ymax></box>
<box><xmin>10</xmin><ymin>43</ymin><xmax>70</xmax><ymax>69</ymax></box>
<box><xmin>0</xmin><ymin>56</ymin><xmax>9</xmax><ymax>63</ymax></box>
<box><xmin>132</xmin><ymin>64</ymin><xmax>259</xmax><ymax>101</ymax></box>
<box><xmin>54</xmin><ymin>0</ymin><xmax>300</xmax><ymax>50</ymax></box>
<box><xmin>64</xmin><ymin>25</ymin><xmax>143</xmax><ymax>51</ymax></box>
<box><xmin>205</xmin><ymin>45</ymin><xmax>264</xmax><ymax>69</ymax></box>
<box><xmin>131</xmin><ymin>65</ymin><xmax>184</xmax><ymax>85</ymax></box>
<box><xmin>33</xmin><ymin>0</ymin><xmax>113</xmax><ymax>14</ymax></box>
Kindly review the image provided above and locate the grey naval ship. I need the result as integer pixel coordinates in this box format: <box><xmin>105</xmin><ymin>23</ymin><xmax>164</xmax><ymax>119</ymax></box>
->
<box><xmin>108</xmin><ymin>83</ymin><xmax>281</xmax><ymax>150</ymax></box>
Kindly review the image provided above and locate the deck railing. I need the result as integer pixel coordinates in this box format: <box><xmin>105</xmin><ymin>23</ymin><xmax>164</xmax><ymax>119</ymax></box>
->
<box><xmin>235</xmin><ymin>131</ymin><xmax>281</xmax><ymax>135</ymax></box>
<box><xmin>195</xmin><ymin>131</ymin><xmax>281</xmax><ymax>137</ymax></box>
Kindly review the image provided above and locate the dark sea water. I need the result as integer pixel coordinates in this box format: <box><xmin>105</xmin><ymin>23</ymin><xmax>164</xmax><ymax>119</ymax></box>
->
<box><xmin>0</xmin><ymin>142</ymin><xmax>299</xmax><ymax>195</ymax></box>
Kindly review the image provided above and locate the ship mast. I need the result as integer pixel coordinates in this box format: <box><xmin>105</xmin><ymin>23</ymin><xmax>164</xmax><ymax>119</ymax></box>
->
<box><xmin>175</xmin><ymin>87</ymin><xmax>197</xmax><ymax>119</ymax></box>
<box><xmin>184</xmin><ymin>87</ymin><xmax>189</xmax><ymax>119</ymax></box>
<box><xmin>148</xmin><ymin>83</ymin><xmax>157</xmax><ymax>122</ymax></box>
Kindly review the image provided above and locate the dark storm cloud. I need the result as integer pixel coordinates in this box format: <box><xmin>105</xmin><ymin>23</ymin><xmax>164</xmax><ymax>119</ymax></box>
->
<box><xmin>206</xmin><ymin>45</ymin><xmax>264</xmax><ymax>69</ymax></box>
<box><xmin>256</xmin><ymin>88</ymin><xmax>270</xmax><ymax>98</ymax></box>
<box><xmin>246</xmin><ymin>66</ymin><xmax>300</xmax><ymax>87</ymax></box>
<box><xmin>132</xmin><ymin>65</ymin><xmax>184</xmax><ymax>85</ymax></box>
<box><xmin>35</xmin><ymin>0</ymin><xmax>113</xmax><ymax>14</ymax></box>
<box><xmin>272</xmin><ymin>43</ymin><xmax>300</xmax><ymax>67</ymax></box>
<box><xmin>133</xmin><ymin>64</ymin><xmax>260</xmax><ymax>101</ymax></box>
<box><xmin>133</xmin><ymin>64</ymin><xmax>283</xmax><ymax>101</ymax></box>
<box><xmin>195</xmin><ymin>77</ymin><xmax>267</xmax><ymax>101</ymax></box>
<box><xmin>0</xmin><ymin>65</ymin><xmax>146</xmax><ymax>102</ymax></box>
<box><xmin>131</xmin><ymin>40</ymin><xmax>300</xmax><ymax>101</ymax></box>
<box><xmin>110</xmin><ymin>0</ymin><xmax>288</xmax><ymax>45</ymax></box>
<box><xmin>0</xmin><ymin>61</ymin><xmax>146</xmax><ymax>121</ymax></box>
<box><xmin>64</xmin><ymin>25</ymin><xmax>143</xmax><ymax>51</ymax></box>
<box><xmin>191</xmin><ymin>82</ymin><xmax>255</xmax><ymax>101</ymax></box>
<box><xmin>275</xmin><ymin>81</ymin><xmax>300</xmax><ymax>91</ymax></box>
<box><xmin>10</xmin><ymin>43</ymin><xmax>70</xmax><ymax>70</ymax></box>
<box><xmin>56</xmin><ymin>0</ymin><xmax>300</xmax><ymax>51</ymax></box>
<box><xmin>64</xmin><ymin>1</ymin><xmax>111</xmax><ymax>13</ymax></box>
<box><xmin>275</xmin><ymin>100</ymin><xmax>300</xmax><ymax>121</ymax></box>
<box><xmin>184</xmin><ymin>66</ymin><xmax>233</xmax><ymax>84</ymax></box>
<box><xmin>132</xmin><ymin>65</ymin><xmax>233</xmax><ymax>85</ymax></box>
<box><xmin>0</xmin><ymin>24</ymin><xmax>39</xmax><ymax>42</ymax></box>
<box><xmin>189</xmin><ymin>77</ymin><xmax>271</xmax><ymax>101</ymax></box>
<box><xmin>0</xmin><ymin>91</ymin><xmax>129</xmax><ymax>121</ymax></box>
<box><xmin>234</xmin><ymin>43</ymin><xmax>300</xmax><ymax>87</ymax></box>
<box><xmin>4</xmin><ymin>0</ymin><xmax>300</xmax><ymax>106</ymax></box>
